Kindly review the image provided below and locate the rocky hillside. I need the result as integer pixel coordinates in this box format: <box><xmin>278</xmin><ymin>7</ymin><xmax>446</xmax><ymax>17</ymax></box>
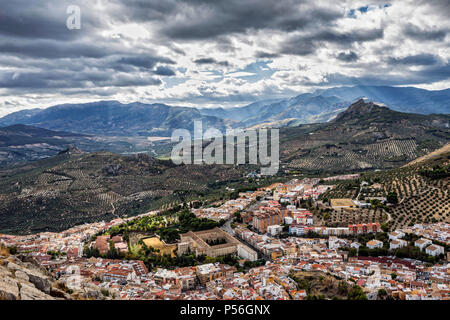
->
<box><xmin>0</xmin><ymin>247</ymin><xmax>115</xmax><ymax>300</ymax></box>
<box><xmin>0</xmin><ymin>249</ymin><xmax>57</xmax><ymax>300</ymax></box>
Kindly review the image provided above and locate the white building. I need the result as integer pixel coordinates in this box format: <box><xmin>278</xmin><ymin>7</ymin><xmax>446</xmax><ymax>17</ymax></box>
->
<box><xmin>289</xmin><ymin>224</ymin><xmax>305</xmax><ymax>236</ymax></box>
<box><xmin>390</xmin><ymin>239</ymin><xmax>407</xmax><ymax>250</ymax></box>
<box><xmin>237</xmin><ymin>244</ymin><xmax>258</xmax><ymax>262</ymax></box>
<box><xmin>426</xmin><ymin>244</ymin><xmax>445</xmax><ymax>257</ymax></box>
<box><xmin>350</xmin><ymin>242</ymin><xmax>361</xmax><ymax>249</ymax></box>
<box><xmin>367</xmin><ymin>240</ymin><xmax>383</xmax><ymax>249</ymax></box>
<box><xmin>388</xmin><ymin>231</ymin><xmax>405</xmax><ymax>241</ymax></box>
<box><xmin>267</xmin><ymin>225</ymin><xmax>283</xmax><ymax>236</ymax></box>
<box><xmin>415</xmin><ymin>238</ymin><xmax>433</xmax><ymax>251</ymax></box>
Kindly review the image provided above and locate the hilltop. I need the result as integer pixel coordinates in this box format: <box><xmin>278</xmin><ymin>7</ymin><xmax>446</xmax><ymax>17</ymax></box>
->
<box><xmin>279</xmin><ymin>99</ymin><xmax>449</xmax><ymax>173</ymax></box>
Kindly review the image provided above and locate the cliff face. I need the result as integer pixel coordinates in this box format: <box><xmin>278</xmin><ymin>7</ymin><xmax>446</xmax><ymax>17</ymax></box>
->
<box><xmin>0</xmin><ymin>252</ymin><xmax>57</xmax><ymax>300</ymax></box>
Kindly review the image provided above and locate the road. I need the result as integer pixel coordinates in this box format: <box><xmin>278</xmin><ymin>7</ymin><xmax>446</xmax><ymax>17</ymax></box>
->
<box><xmin>220</xmin><ymin>219</ymin><xmax>269</xmax><ymax>260</ymax></box>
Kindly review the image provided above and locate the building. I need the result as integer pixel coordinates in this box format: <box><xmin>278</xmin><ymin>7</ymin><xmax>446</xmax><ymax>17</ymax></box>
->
<box><xmin>390</xmin><ymin>239</ymin><xmax>408</xmax><ymax>250</ymax></box>
<box><xmin>237</xmin><ymin>244</ymin><xmax>258</xmax><ymax>261</ymax></box>
<box><xmin>267</xmin><ymin>225</ymin><xmax>283</xmax><ymax>236</ymax></box>
<box><xmin>177</xmin><ymin>227</ymin><xmax>257</xmax><ymax>261</ymax></box>
<box><xmin>389</xmin><ymin>231</ymin><xmax>405</xmax><ymax>241</ymax></box>
<box><xmin>328</xmin><ymin>236</ymin><xmax>348</xmax><ymax>250</ymax></box>
<box><xmin>93</xmin><ymin>235</ymin><xmax>110</xmax><ymax>255</ymax></box>
<box><xmin>103</xmin><ymin>267</ymin><xmax>136</xmax><ymax>282</ymax></box>
<box><xmin>195</xmin><ymin>263</ymin><xmax>237</xmax><ymax>285</ymax></box>
<box><xmin>425</xmin><ymin>244</ymin><xmax>445</xmax><ymax>257</ymax></box>
<box><xmin>293</xmin><ymin>211</ymin><xmax>314</xmax><ymax>225</ymax></box>
<box><xmin>252</xmin><ymin>208</ymin><xmax>288</xmax><ymax>233</ymax></box>
<box><xmin>348</xmin><ymin>223</ymin><xmax>381</xmax><ymax>235</ymax></box>
<box><xmin>289</xmin><ymin>223</ymin><xmax>305</xmax><ymax>236</ymax></box>
<box><xmin>415</xmin><ymin>238</ymin><xmax>433</xmax><ymax>251</ymax></box>
<box><xmin>154</xmin><ymin>267</ymin><xmax>196</xmax><ymax>291</ymax></box>
<box><xmin>366</xmin><ymin>240</ymin><xmax>383</xmax><ymax>249</ymax></box>
<box><xmin>350</xmin><ymin>242</ymin><xmax>361</xmax><ymax>250</ymax></box>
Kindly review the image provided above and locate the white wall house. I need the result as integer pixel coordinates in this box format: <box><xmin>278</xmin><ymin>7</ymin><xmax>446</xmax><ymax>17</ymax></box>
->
<box><xmin>415</xmin><ymin>238</ymin><xmax>433</xmax><ymax>251</ymax></box>
<box><xmin>425</xmin><ymin>244</ymin><xmax>445</xmax><ymax>257</ymax></box>
<box><xmin>390</xmin><ymin>239</ymin><xmax>407</xmax><ymax>250</ymax></box>
<box><xmin>366</xmin><ymin>240</ymin><xmax>383</xmax><ymax>249</ymax></box>
<box><xmin>388</xmin><ymin>231</ymin><xmax>405</xmax><ymax>241</ymax></box>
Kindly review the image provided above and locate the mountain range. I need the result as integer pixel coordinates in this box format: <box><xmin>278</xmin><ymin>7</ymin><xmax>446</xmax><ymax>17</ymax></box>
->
<box><xmin>199</xmin><ymin>85</ymin><xmax>450</xmax><ymax>127</ymax></box>
<box><xmin>0</xmin><ymin>86</ymin><xmax>449</xmax><ymax>138</ymax></box>
<box><xmin>0</xmin><ymin>101</ymin><xmax>231</xmax><ymax>137</ymax></box>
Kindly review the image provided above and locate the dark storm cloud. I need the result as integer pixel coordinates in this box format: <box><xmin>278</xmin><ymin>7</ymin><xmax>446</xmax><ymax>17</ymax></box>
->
<box><xmin>0</xmin><ymin>0</ymin><xmax>449</xmax><ymax>106</ymax></box>
<box><xmin>0</xmin><ymin>38</ymin><xmax>123</xmax><ymax>59</ymax></box>
<box><xmin>336</xmin><ymin>51</ymin><xmax>359</xmax><ymax>62</ymax></box>
<box><xmin>0</xmin><ymin>0</ymin><xmax>103</xmax><ymax>40</ymax></box>
<box><xmin>388</xmin><ymin>54</ymin><xmax>440</xmax><ymax>66</ymax></box>
<box><xmin>112</xmin><ymin>0</ymin><xmax>342</xmax><ymax>40</ymax></box>
<box><xmin>0</xmin><ymin>69</ymin><xmax>162</xmax><ymax>89</ymax></box>
<box><xmin>194</xmin><ymin>58</ymin><xmax>230</xmax><ymax>67</ymax></box>
<box><xmin>255</xmin><ymin>51</ymin><xmax>280</xmax><ymax>59</ymax></box>
<box><xmin>403</xmin><ymin>24</ymin><xmax>447</xmax><ymax>41</ymax></box>
<box><xmin>313</xmin><ymin>28</ymin><xmax>384</xmax><ymax>44</ymax></box>
<box><xmin>280</xmin><ymin>28</ymin><xmax>383</xmax><ymax>56</ymax></box>
<box><xmin>154</xmin><ymin>66</ymin><xmax>176</xmax><ymax>76</ymax></box>
<box><xmin>323</xmin><ymin>63</ymin><xmax>450</xmax><ymax>87</ymax></box>
<box><xmin>118</xmin><ymin>55</ymin><xmax>175</xmax><ymax>69</ymax></box>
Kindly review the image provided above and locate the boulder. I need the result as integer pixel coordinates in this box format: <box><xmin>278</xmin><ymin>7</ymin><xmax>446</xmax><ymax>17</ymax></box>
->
<box><xmin>6</xmin><ymin>261</ymin><xmax>51</xmax><ymax>293</ymax></box>
<box><xmin>19</xmin><ymin>282</ymin><xmax>54</xmax><ymax>300</ymax></box>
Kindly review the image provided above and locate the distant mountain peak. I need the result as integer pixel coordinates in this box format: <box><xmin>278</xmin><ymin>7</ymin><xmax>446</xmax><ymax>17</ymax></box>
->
<box><xmin>333</xmin><ymin>99</ymin><xmax>387</xmax><ymax>122</ymax></box>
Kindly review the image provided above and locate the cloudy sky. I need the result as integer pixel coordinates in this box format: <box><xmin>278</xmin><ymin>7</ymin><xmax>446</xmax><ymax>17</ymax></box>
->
<box><xmin>0</xmin><ymin>0</ymin><xmax>449</xmax><ymax>116</ymax></box>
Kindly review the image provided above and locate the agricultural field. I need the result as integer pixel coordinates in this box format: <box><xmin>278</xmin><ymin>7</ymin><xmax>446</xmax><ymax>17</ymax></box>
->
<box><xmin>0</xmin><ymin>151</ymin><xmax>245</xmax><ymax>234</ymax></box>
<box><xmin>315</xmin><ymin>207</ymin><xmax>388</xmax><ymax>227</ymax></box>
<box><xmin>320</xmin><ymin>152</ymin><xmax>450</xmax><ymax>231</ymax></box>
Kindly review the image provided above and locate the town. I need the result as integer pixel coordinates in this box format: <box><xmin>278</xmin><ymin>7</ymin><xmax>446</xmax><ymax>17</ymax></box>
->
<box><xmin>1</xmin><ymin>176</ymin><xmax>449</xmax><ymax>300</ymax></box>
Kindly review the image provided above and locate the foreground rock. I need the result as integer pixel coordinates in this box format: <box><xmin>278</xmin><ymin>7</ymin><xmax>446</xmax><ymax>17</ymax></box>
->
<box><xmin>0</xmin><ymin>253</ymin><xmax>57</xmax><ymax>300</ymax></box>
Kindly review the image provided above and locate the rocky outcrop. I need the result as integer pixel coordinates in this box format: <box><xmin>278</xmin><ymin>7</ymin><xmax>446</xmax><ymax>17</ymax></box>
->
<box><xmin>0</xmin><ymin>254</ymin><xmax>55</xmax><ymax>300</ymax></box>
<box><xmin>7</xmin><ymin>260</ymin><xmax>51</xmax><ymax>294</ymax></box>
<box><xmin>0</xmin><ymin>267</ymin><xmax>20</xmax><ymax>300</ymax></box>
